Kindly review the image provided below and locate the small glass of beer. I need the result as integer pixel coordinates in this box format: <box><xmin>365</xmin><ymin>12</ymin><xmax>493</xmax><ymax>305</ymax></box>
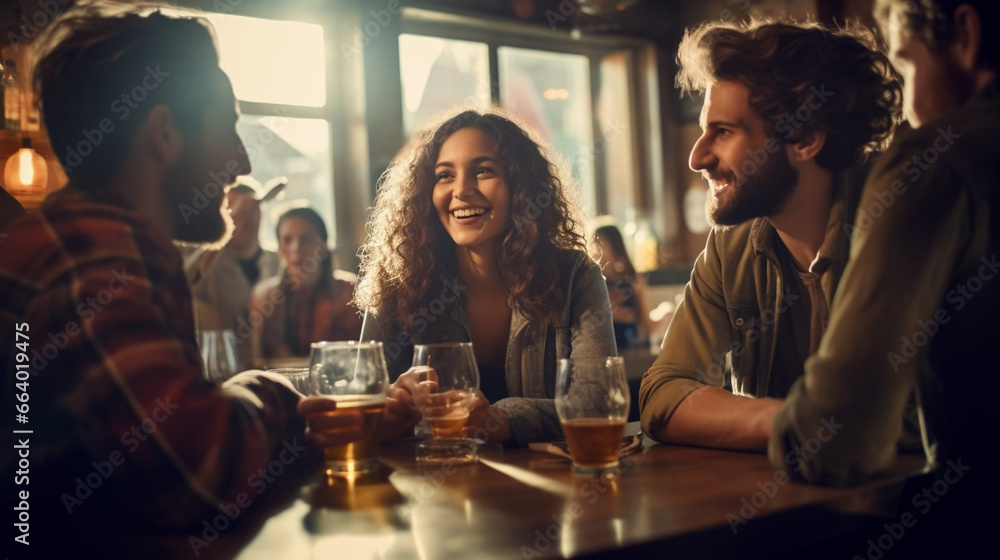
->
<box><xmin>310</xmin><ymin>341</ymin><xmax>390</xmax><ymax>476</ymax></box>
<box><xmin>411</xmin><ymin>343</ymin><xmax>480</xmax><ymax>464</ymax></box>
<box><xmin>555</xmin><ymin>357</ymin><xmax>630</xmax><ymax>476</ymax></box>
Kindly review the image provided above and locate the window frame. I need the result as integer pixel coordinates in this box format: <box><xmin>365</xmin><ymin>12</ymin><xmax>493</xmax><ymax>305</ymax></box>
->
<box><xmin>198</xmin><ymin>7</ymin><xmax>350</xmax><ymax>256</ymax></box>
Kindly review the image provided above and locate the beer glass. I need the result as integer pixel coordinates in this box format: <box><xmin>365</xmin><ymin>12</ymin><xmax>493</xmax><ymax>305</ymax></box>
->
<box><xmin>411</xmin><ymin>343</ymin><xmax>480</xmax><ymax>463</ymax></box>
<box><xmin>310</xmin><ymin>341</ymin><xmax>390</xmax><ymax>475</ymax></box>
<box><xmin>555</xmin><ymin>357</ymin><xmax>630</xmax><ymax>476</ymax></box>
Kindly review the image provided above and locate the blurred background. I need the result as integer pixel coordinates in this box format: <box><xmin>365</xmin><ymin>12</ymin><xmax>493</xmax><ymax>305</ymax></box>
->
<box><xmin>0</xmin><ymin>0</ymin><xmax>882</xmax><ymax>307</ymax></box>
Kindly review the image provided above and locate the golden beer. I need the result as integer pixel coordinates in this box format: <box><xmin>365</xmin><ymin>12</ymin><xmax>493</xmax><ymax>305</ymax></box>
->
<box><xmin>561</xmin><ymin>418</ymin><xmax>626</xmax><ymax>467</ymax></box>
<box><xmin>426</xmin><ymin>410</ymin><xmax>469</xmax><ymax>439</ymax></box>
<box><xmin>312</xmin><ymin>395</ymin><xmax>386</xmax><ymax>473</ymax></box>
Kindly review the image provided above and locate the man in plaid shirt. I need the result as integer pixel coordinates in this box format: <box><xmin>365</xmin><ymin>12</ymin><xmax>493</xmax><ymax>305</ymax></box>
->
<box><xmin>0</xmin><ymin>4</ymin><xmax>360</xmax><ymax>556</ymax></box>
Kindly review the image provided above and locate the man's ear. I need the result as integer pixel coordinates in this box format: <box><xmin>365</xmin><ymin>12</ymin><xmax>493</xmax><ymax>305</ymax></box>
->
<box><xmin>788</xmin><ymin>129</ymin><xmax>826</xmax><ymax>163</ymax></box>
<box><xmin>950</xmin><ymin>4</ymin><xmax>983</xmax><ymax>72</ymax></box>
<box><xmin>145</xmin><ymin>105</ymin><xmax>183</xmax><ymax>167</ymax></box>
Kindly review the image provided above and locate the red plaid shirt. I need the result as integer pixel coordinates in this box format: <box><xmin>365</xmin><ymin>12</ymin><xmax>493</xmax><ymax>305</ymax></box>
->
<box><xmin>1</xmin><ymin>187</ymin><xmax>305</xmax><ymax>535</ymax></box>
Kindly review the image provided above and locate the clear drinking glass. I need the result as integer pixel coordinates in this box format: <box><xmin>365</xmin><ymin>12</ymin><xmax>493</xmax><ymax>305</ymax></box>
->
<box><xmin>555</xmin><ymin>357</ymin><xmax>630</xmax><ymax>476</ymax></box>
<box><xmin>411</xmin><ymin>342</ymin><xmax>480</xmax><ymax>464</ymax></box>
<box><xmin>199</xmin><ymin>329</ymin><xmax>241</xmax><ymax>383</ymax></box>
<box><xmin>310</xmin><ymin>341</ymin><xmax>390</xmax><ymax>476</ymax></box>
<box><xmin>266</xmin><ymin>367</ymin><xmax>311</xmax><ymax>394</ymax></box>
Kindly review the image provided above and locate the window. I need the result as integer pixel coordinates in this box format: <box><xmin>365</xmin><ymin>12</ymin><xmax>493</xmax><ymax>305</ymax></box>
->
<box><xmin>235</xmin><ymin>115</ymin><xmax>332</xmax><ymax>251</ymax></box>
<box><xmin>207</xmin><ymin>13</ymin><xmax>325</xmax><ymax>107</ymax></box>
<box><xmin>398</xmin><ymin>34</ymin><xmax>490</xmax><ymax>135</ymax></box>
<box><xmin>498</xmin><ymin>47</ymin><xmax>595</xmax><ymax>214</ymax></box>
<box><xmin>204</xmin><ymin>13</ymin><xmax>334</xmax><ymax>251</ymax></box>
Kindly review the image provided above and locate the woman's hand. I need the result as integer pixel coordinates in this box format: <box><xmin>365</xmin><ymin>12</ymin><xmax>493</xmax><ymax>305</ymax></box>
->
<box><xmin>297</xmin><ymin>397</ymin><xmax>364</xmax><ymax>448</ymax></box>
<box><xmin>378</xmin><ymin>368</ymin><xmax>428</xmax><ymax>441</ymax></box>
<box><xmin>464</xmin><ymin>393</ymin><xmax>513</xmax><ymax>443</ymax></box>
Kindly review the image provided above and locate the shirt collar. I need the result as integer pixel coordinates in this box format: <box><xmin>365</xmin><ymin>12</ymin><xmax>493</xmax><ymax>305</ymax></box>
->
<box><xmin>750</xmin><ymin>167</ymin><xmax>862</xmax><ymax>274</ymax></box>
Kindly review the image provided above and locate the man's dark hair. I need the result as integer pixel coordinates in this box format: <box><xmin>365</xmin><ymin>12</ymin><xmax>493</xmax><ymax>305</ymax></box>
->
<box><xmin>875</xmin><ymin>0</ymin><xmax>999</xmax><ymax>69</ymax></box>
<box><xmin>676</xmin><ymin>20</ymin><xmax>903</xmax><ymax>171</ymax></box>
<box><xmin>31</xmin><ymin>1</ymin><xmax>227</xmax><ymax>185</ymax></box>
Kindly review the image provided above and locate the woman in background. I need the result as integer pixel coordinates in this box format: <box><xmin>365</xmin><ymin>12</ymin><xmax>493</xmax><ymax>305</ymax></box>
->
<box><xmin>354</xmin><ymin>108</ymin><xmax>617</xmax><ymax>445</ymax></box>
<box><xmin>252</xmin><ymin>207</ymin><xmax>362</xmax><ymax>362</ymax></box>
<box><xmin>592</xmin><ymin>224</ymin><xmax>654</xmax><ymax>350</ymax></box>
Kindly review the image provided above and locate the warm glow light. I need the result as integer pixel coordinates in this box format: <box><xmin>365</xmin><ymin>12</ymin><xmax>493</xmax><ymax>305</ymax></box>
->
<box><xmin>18</xmin><ymin>149</ymin><xmax>33</xmax><ymax>185</ymax></box>
<box><xmin>4</xmin><ymin>138</ymin><xmax>47</xmax><ymax>194</ymax></box>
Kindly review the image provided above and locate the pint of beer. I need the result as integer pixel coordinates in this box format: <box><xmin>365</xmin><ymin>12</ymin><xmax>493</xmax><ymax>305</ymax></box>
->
<box><xmin>311</xmin><ymin>341</ymin><xmax>391</xmax><ymax>475</ymax></box>
<box><xmin>555</xmin><ymin>357</ymin><xmax>629</xmax><ymax>476</ymax></box>
<box><xmin>317</xmin><ymin>394</ymin><xmax>387</xmax><ymax>472</ymax></box>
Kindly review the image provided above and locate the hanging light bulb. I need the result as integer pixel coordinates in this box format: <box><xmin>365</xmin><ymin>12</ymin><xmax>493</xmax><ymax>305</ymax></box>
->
<box><xmin>4</xmin><ymin>137</ymin><xmax>47</xmax><ymax>194</ymax></box>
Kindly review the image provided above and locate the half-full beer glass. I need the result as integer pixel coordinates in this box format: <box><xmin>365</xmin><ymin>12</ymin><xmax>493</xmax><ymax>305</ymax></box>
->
<box><xmin>555</xmin><ymin>357</ymin><xmax>629</xmax><ymax>476</ymax></box>
<box><xmin>411</xmin><ymin>342</ymin><xmax>480</xmax><ymax>463</ymax></box>
<box><xmin>310</xmin><ymin>341</ymin><xmax>390</xmax><ymax>475</ymax></box>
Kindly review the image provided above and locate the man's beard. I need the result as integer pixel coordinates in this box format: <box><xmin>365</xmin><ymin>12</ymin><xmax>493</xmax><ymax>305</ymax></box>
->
<box><xmin>706</xmin><ymin>147</ymin><xmax>799</xmax><ymax>229</ymax></box>
<box><xmin>163</xmin><ymin>155</ymin><xmax>234</xmax><ymax>249</ymax></box>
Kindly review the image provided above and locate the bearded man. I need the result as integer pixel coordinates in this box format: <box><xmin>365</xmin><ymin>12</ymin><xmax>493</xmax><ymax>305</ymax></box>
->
<box><xmin>639</xmin><ymin>20</ymin><xmax>915</xmax><ymax>451</ymax></box>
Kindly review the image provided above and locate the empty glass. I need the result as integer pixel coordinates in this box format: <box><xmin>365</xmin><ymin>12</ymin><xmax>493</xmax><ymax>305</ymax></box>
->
<box><xmin>266</xmin><ymin>367</ymin><xmax>311</xmax><ymax>394</ymax></box>
<box><xmin>199</xmin><ymin>329</ymin><xmax>241</xmax><ymax>383</ymax></box>
<box><xmin>555</xmin><ymin>357</ymin><xmax>630</xmax><ymax>476</ymax></box>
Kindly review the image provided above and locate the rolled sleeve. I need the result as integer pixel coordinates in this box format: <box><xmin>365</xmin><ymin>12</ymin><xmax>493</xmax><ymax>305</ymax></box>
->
<box><xmin>639</xmin><ymin>230</ymin><xmax>732</xmax><ymax>439</ymax></box>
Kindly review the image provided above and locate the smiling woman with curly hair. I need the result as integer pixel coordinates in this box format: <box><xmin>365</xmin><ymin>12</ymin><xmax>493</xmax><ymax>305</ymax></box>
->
<box><xmin>354</xmin><ymin>108</ymin><xmax>617</xmax><ymax>446</ymax></box>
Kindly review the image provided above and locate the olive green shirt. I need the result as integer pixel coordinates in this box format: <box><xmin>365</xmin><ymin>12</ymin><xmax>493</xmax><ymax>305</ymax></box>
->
<box><xmin>639</xmin><ymin>170</ymin><xmax>860</xmax><ymax>438</ymax></box>
<box><xmin>770</xmin><ymin>79</ymin><xmax>1000</xmax><ymax>485</ymax></box>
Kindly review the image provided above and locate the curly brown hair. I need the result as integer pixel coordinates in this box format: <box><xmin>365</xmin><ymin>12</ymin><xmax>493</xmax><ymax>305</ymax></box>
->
<box><xmin>355</xmin><ymin>108</ymin><xmax>588</xmax><ymax>327</ymax></box>
<box><xmin>676</xmin><ymin>19</ymin><xmax>903</xmax><ymax>171</ymax></box>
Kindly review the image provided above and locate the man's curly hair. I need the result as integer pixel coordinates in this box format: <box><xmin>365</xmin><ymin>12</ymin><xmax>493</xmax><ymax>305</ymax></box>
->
<box><xmin>676</xmin><ymin>19</ymin><xmax>903</xmax><ymax>171</ymax></box>
<box><xmin>355</xmin><ymin>108</ymin><xmax>588</xmax><ymax>327</ymax></box>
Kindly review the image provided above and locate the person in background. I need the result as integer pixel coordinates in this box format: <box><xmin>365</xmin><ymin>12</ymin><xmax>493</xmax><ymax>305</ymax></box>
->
<box><xmin>252</xmin><ymin>207</ymin><xmax>362</xmax><ymax>361</ymax></box>
<box><xmin>0</xmin><ymin>4</ymin><xmax>362</xmax><ymax>555</ymax></box>
<box><xmin>592</xmin><ymin>223</ymin><xmax>655</xmax><ymax>350</ymax></box>
<box><xmin>639</xmin><ymin>19</ymin><xmax>917</xmax><ymax>452</ymax></box>
<box><xmin>349</xmin><ymin>108</ymin><xmax>617</xmax><ymax>446</ymax></box>
<box><xmin>770</xmin><ymin>0</ymin><xmax>998</xmax><ymax>553</ymax></box>
<box><xmin>182</xmin><ymin>177</ymin><xmax>279</xmax><ymax>367</ymax></box>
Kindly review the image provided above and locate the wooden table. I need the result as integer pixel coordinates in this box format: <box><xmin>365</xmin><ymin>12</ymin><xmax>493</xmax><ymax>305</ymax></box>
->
<box><xmin>233</xmin><ymin>432</ymin><xmax>926</xmax><ymax>560</ymax></box>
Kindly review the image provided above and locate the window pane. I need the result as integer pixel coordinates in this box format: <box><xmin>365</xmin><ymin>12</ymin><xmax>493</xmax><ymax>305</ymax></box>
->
<box><xmin>399</xmin><ymin>34</ymin><xmax>490</xmax><ymax>135</ymax></box>
<box><xmin>498</xmin><ymin>48</ymin><xmax>595</xmax><ymax>215</ymax></box>
<box><xmin>206</xmin><ymin>14</ymin><xmax>325</xmax><ymax>107</ymax></box>
<box><xmin>237</xmin><ymin>115</ymin><xmax>333</xmax><ymax>252</ymax></box>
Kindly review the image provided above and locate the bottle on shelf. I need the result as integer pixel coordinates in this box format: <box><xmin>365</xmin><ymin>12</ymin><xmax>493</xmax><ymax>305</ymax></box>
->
<box><xmin>2</xmin><ymin>59</ymin><xmax>22</xmax><ymax>131</ymax></box>
<box><xmin>633</xmin><ymin>217</ymin><xmax>660</xmax><ymax>273</ymax></box>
